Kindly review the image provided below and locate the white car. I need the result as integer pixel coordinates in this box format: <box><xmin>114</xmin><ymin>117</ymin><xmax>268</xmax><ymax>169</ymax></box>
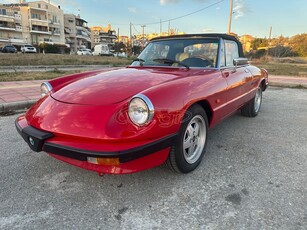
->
<box><xmin>77</xmin><ymin>49</ymin><xmax>92</xmax><ymax>55</ymax></box>
<box><xmin>21</xmin><ymin>45</ymin><xmax>37</xmax><ymax>53</ymax></box>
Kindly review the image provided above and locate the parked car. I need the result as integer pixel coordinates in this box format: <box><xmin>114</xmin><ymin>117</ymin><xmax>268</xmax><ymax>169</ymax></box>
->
<box><xmin>1</xmin><ymin>45</ymin><xmax>17</xmax><ymax>53</ymax></box>
<box><xmin>93</xmin><ymin>44</ymin><xmax>114</xmax><ymax>56</ymax></box>
<box><xmin>16</xmin><ymin>33</ymin><xmax>268</xmax><ymax>175</ymax></box>
<box><xmin>21</xmin><ymin>45</ymin><xmax>37</xmax><ymax>53</ymax></box>
<box><xmin>114</xmin><ymin>52</ymin><xmax>128</xmax><ymax>58</ymax></box>
<box><xmin>77</xmin><ymin>48</ymin><xmax>92</xmax><ymax>55</ymax></box>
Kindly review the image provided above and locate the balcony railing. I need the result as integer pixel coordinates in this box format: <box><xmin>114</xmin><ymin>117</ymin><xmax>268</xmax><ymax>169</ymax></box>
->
<box><xmin>30</xmin><ymin>29</ymin><xmax>51</xmax><ymax>35</ymax></box>
<box><xmin>0</xmin><ymin>13</ymin><xmax>14</xmax><ymax>18</ymax></box>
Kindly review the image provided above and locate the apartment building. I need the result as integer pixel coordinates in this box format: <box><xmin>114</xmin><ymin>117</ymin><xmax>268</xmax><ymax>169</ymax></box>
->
<box><xmin>91</xmin><ymin>24</ymin><xmax>117</xmax><ymax>48</ymax></box>
<box><xmin>0</xmin><ymin>1</ymin><xmax>66</xmax><ymax>48</ymax></box>
<box><xmin>0</xmin><ymin>4</ymin><xmax>23</xmax><ymax>46</ymax></box>
<box><xmin>64</xmin><ymin>14</ymin><xmax>91</xmax><ymax>52</ymax></box>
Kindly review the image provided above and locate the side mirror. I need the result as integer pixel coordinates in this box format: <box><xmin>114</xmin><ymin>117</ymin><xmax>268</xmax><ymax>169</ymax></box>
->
<box><xmin>233</xmin><ymin>58</ymin><xmax>248</xmax><ymax>67</ymax></box>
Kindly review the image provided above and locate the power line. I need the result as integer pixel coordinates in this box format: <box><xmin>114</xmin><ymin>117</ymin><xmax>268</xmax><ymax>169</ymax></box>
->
<box><xmin>110</xmin><ymin>0</ymin><xmax>225</xmax><ymax>27</ymax></box>
<box><xmin>134</xmin><ymin>0</ymin><xmax>225</xmax><ymax>26</ymax></box>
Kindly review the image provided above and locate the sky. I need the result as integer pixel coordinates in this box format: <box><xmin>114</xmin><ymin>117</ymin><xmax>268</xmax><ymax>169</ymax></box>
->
<box><xmin>3</xmin><ymin>0</ymin><xmax>307</xmax><ymax>38</ymax></box>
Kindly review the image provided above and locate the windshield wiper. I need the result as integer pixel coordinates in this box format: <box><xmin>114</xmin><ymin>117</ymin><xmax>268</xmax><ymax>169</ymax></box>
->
<box><xmin>153</xmin><ymin>58</ymin><xmax>190</xmax><ymax>70</ymax></box>
<box><xmin>132</xmin><ymin>58</ymin><xmax>145</xmax><ymax>66</ymax></box>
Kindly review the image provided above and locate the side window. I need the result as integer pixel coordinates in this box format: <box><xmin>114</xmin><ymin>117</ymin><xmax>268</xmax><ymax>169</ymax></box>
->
<box><xmin>140</xmin><ymin>43</ymin><xmax>169</xmax><ymax>61</ymax></box>
<box><xmin>181</xmin><ymin>42</ymin><xmax>218</xmax><ymax>67</ymax></box>
<box><xmin>225</xmin><ymin>40</ymin><xmax>239</xmax><ymax>67</ymax></box>
<box><xmin>219</xmin><ymin>40</ymin><xmax>226</xmax><ymax>68</ymax></box>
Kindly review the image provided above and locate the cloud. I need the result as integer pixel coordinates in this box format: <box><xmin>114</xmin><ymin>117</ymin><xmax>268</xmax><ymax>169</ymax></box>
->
<box><xmin>2</xmin><ymin>0</ymin><xmax>18</xmax><ymax>3</ymax></box>
<box><xmin>128</xmin><ymin>7</ymin><xmax>137</xmax><ymax>13</ymax></box>
<box><xmin>160</xmin><ymin>0</ymin><xmax>180</xmax><ymax>5</ymax></box>
<box><xmin>233</xmin><ymin>0</ymin><xmax>252</xmax><ymax>19</ymax></box>
<box><xmin>160</xmin><ymin>0</ymin><xmax>209</xmax><ymax>4</ymax></box>
<box><xmin>202</xmin><ymin>28</ymin><xmax>214</xmax><ymax>33</ymax></box>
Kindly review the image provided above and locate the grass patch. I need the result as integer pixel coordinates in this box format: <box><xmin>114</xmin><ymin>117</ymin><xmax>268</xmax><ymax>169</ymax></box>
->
<box><xmin>256</xmin><ymin>62</ymin><xmax>307</xmax><ymax>76</ymax></box>
<box><xmin>0</xmin><ymin>70</ymin><xmax>81</xmax><ymax>82</ymax></box>
<box><xmin>0</xmin><ymin>53</ymin><xmax>132</xmax><ymax>66</ymax></box>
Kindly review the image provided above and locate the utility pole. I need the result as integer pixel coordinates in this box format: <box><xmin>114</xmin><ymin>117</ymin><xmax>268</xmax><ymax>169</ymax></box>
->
<box><xmin>168</xmin><ymin>20</ymin><xmax>170</xmax><ymax>35</ymax></box>
<box><xmin>227</xmin><ymin>0</ymin><xmax>233</xmax><ymax>34</ymax></box>
<box><xmin>265</xmin><ymin>26</ymin><xmax>272</xmax><ymax>61</ymax></box>
<box><xmin>141</xmin><ymin>25</ymin><xmax>146</xmax><ymax>50</ymax></box>
<box><xmin>160</xmin><ymin>18</ymin><xmax>162</xmax><ymax>36</ymax></box>
<box><xmin>129</xmin><ymin>22</ymin><xmax>132</xmax><ymax>55</ymax></box>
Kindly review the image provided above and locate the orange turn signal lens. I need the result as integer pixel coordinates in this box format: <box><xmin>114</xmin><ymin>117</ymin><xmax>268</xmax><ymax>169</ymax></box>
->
<box><xmin>87</xmin><ymin>157</ymin><xmax>120</xmax><ymax>166</ymax></box>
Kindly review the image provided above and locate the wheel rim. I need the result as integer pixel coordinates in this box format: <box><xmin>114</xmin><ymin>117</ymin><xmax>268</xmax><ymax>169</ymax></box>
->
<box><xmin>254</xmin><ymin>87</ymin><xmax>262</xmax><ymax>113</ymax></box>
<box><xmin>183</xmin><ymin>115</ymin><xmax>206</xmax><ymax>164</ymax></box>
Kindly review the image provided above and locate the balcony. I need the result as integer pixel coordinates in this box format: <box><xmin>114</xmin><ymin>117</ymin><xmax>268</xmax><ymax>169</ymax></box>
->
<box><xmin>0</xmin><ymin>24</ymin><xmax>22</xmax><ymax>32</ymax></box>
<box><xmin>31</xmin><ymin>19</ymin><xmax>48</xmax><ymax>27</ymax></box>
<box><xmin>14</xmin><ymin>14</ymin><xmax>21</xmax><ymax>21</ymax></box>
<box><xmin>0</xmin><ymin>14</ymin><xmax>15</xmax><ymax>23</ymax></box>
<box><xmin>30</xmin><ymin>27</ymin><xmax>51</xmax><ymax>35</ymax></box>
<box><xmin>49</xmin><ymin>20</ymin><xmax>60</xmax><ymax>27</ymax></box>
<box><xmin>76</xmin><ymin>26</ymin><xmax>91</xmax><ymax>36</ymax></box>
<box><xmin>76</xmin><ymin>34</ymin><xmax>91</xmax><ymax>43</ymax></box>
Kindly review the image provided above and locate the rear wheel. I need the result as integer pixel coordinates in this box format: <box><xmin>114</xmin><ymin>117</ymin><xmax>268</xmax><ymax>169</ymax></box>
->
<box><xmin>241</xmin><ymin>86</ymin><xmax>262</xmax><ymax>117</ymax></box>
<box><xmin>166</xmin><ymin>104</ymin><xmax>208</xmax><ymax>173</ymax></box>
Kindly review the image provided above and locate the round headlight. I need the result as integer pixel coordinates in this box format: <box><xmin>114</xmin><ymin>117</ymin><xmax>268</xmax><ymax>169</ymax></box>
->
<box><xmin>40</xmin><ymin>82</ymin><xmax>53</xmax><ymax>97</ymax></box>
<box><xmin>128</xmin><ymin>94</ymin><xmax>154</xmax><ymax>126</ymax></box>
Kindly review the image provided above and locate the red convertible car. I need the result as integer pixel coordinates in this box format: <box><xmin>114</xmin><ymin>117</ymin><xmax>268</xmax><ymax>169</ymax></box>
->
<box><xmin>16</xmin><ymin>34</ymin><xmax>268</xmax><ymax>174</ymax></box>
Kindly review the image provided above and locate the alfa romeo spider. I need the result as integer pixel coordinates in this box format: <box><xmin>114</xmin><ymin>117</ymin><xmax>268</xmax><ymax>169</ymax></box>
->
<box><xmin>16</xmin><ymin>33</ymin><xmax>268</xmax><ymax>174</ymax></box>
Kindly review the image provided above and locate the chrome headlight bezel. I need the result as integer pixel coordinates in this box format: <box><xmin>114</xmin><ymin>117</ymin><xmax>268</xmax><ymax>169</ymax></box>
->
<box><xmin>40</xmin><ymin>82</ymin><xmax>53</xmax><ymax>97</ymax></box>
<box><xmin>128</xmin><ymin>94</ymin><xmax>154</xmax><ymax>126</ymax></box>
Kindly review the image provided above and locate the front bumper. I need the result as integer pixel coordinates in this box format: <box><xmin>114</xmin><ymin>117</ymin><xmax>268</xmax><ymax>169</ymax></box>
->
<box><xmin>15</xmin><ymin>117</ymin><xmax>177</xmax><ymax>174</ymax></box>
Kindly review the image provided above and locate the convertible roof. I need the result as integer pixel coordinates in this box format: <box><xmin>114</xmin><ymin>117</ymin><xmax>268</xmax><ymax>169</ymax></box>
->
<box><xmin>150</xmin><ymin>33</ymin><xmax>244</xmax><ymax>57</ymax></box>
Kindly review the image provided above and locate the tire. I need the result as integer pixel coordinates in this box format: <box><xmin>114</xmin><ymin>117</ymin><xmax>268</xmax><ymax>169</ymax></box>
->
<box><xmin>166</xmin><ymin>104</ymin><xmax>208</xmax><ymax>173</ymax></box>
<box><xmin>241</xmin><ymin>86</ymin><xmax>262</xmax><ymax>117</ymax></box>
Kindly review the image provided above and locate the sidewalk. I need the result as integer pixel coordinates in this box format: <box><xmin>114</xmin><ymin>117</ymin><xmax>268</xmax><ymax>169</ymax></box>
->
<box><xmin>1</xmin><ymin>75</ymin><xmax>307</xmax><ymax>113</ymax></box>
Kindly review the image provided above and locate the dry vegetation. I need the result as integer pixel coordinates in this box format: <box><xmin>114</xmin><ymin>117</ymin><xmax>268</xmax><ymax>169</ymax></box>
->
<box><xmin>0</xmin><ymin>70</ymin><xmax>82</xmax><ymax>82</ymax></box>
<box><xmin>0</xmin><ymin>54</ymin><xmax>307</xmax><ymax>82</ymax></box>
<box><xmin>254</xmin><ymin>57</ymin><xmax>307</xmax><ymax>76</ymax></box>
<box><xmin>0</xmin><ymin>53</ymin><xmax>131</xmax><ymax>66</ymax></box>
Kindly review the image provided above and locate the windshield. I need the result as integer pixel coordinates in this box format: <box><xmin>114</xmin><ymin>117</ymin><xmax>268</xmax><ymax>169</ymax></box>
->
<box><xmin>131</xmin><ymin>38</ymin><xmax>219</xmax><ymax>68</ymax></box>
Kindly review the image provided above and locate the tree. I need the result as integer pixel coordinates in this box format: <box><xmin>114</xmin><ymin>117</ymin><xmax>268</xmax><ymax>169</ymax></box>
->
<box><xmin>290</xmin><ymin>33</ymin><xmax>307</xmax><ymax>57</ymax></box>
<box><xmin>251</xmin><ymin>38</ymin><xmax>268</xmax><ymax>50</ymax></box>
<box><xmin>114</xmin><ymin>42</ymin><xmax>126</xmax><ymax>53</ymax></box>
<box><xmin>269</xmin><ymin>46</ymin><xmax>295</xmax><ymax>57</ymax></box>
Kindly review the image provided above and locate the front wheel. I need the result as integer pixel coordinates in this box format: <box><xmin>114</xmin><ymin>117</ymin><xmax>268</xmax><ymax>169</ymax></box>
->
<box><xmin>241</xmin><ymin>86</ymin><xmax>263</xmax><ymax>117</ymax></box>
<box><xmin>166</xmin><ymin>104</ymin><xmax>208</xmax><ymax>173</ymax></box>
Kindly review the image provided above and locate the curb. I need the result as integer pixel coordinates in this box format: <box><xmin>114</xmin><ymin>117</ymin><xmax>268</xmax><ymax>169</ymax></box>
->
<box><xmin>1</xmin><ymin>83</ymin><xmax>306</xmax><ymax>115</ymax></box>
<box><xmin>269</xmin><ymin>82</ymin><xmax>307</xmax><ymax>89</ymax></box>
<box><xmin>0</xmin><ymin>100</ymin><xmax>37</xmax><ymax>114</ymax></box>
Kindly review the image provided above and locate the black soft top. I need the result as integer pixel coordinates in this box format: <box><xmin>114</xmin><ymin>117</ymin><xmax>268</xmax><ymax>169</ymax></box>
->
<box><xmin>150</xmin><ymin>33</ymin><xmax>244</xmax><ymax>57</ymax></box>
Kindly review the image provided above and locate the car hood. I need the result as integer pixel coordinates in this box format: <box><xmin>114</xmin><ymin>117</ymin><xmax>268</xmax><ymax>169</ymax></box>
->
<box><xmin>51</xmin><ymin>68</ymin><xmax>185</xmax><ymax>105</ymax></box>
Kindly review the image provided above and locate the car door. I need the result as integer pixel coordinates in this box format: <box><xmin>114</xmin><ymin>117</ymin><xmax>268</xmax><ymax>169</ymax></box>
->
<box><xmin>221</xmin><ymin>39</ymin><xmax>252</xmax><ymax>111</ymax></box>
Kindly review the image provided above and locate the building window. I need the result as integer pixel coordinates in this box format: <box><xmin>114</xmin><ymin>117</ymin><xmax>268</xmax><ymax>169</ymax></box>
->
<box><xmin>0</xmin><ymin>9</ymin><xmax>7</xmax><ymax>15</ymax></box>
<box><xmin>52</xmin><ymin>15</ymin><xmax>57</xmax><ymax>23</ymax></box>
<box><xmin>38</xmin><ymin>3</ymin><xmax>41</xmax><ymax>8</ymax></box>
<box><xmin>46</xmin><ymin>5</ymin><xmax>48</xmax><ymax>9</ymax></box>
<box><xmin>32</xmin><ymin>14</ymin><xmax>41</xmax><ymax>20</ymax></box>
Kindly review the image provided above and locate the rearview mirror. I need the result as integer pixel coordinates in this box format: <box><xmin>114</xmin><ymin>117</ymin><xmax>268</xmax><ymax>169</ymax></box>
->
<box><xmin>233</xmin><ymin>58</ymin><xmax>248</xmax><ymax>67</ymax></box>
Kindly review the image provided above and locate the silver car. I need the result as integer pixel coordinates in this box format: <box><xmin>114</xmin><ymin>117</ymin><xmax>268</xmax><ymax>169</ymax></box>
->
<box><xmin>21</xmin><ymin>45</ymin><xmax>37</xmax><ymax>53</ymax></box>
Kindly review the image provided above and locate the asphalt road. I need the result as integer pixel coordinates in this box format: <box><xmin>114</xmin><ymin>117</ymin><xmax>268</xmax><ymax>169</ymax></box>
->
<box><xmin>0</xmin><ymin>87</ymin><xmax>306</xmax><ymax>230</ymax></box>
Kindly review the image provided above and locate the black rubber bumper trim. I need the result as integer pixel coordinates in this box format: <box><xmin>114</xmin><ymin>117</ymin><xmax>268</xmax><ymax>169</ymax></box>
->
<box><xmin>16</xmin><ymin>118</ymin><xmax>177</xmax><ymax>163</ymax></box>
<box><xmin>43</xmin><ymin>133</ymin><xmax>177</xmax><ymax>163</ymax></box>
<box><xmin>15</xmin><ymin>119</ymin><xmax>54</xmax><ymax>152</ymax></box>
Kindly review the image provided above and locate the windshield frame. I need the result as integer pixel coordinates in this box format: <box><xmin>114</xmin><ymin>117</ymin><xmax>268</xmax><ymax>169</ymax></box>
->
<box><xmin>131</xmin><ymin>37</ymin><xmax>221</xmax><ymax>69</ymax></box>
